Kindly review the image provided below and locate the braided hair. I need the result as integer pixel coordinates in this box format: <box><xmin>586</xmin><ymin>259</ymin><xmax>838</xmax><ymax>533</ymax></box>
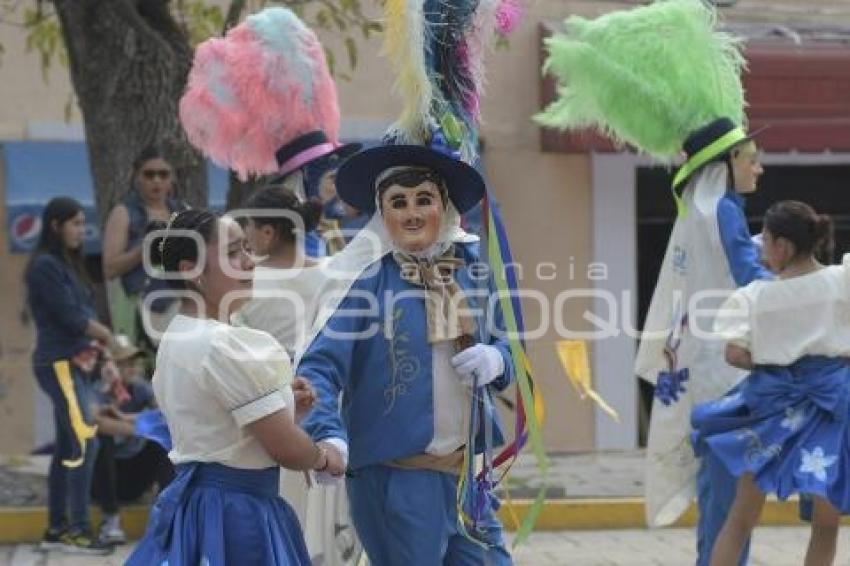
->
<box><xmin>148</xmin><ymin>209</ymin><xmax>218</xmax><ymax>290</ymax></box>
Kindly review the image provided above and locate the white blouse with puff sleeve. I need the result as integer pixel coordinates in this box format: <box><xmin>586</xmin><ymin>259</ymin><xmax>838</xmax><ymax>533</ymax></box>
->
<box><xmin>714</xmin><ymin>255</ymin><xmax>850</xmax><ymax>366</ymax></box>
<box><xmin>153</xmin><ymin>315</ymin><xmax>295</xmax><ymax>469</ymax></box>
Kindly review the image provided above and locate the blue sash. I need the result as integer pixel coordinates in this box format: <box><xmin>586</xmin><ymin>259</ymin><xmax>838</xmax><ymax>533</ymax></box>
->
<box><xmin>149</xmin><ymin>462</ymin><xmax>279</xmax><ymax>549</ymax></box>
<box><xmin>743</xmin><ymin>356</ymin><xmax>850</xmax><ymax>421</ymax></box>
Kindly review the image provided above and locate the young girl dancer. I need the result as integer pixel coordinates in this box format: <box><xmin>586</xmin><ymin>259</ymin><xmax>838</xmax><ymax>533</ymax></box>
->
<box><xmin>177</xmin><ymin>8</ymin><xmax>368</xmax><ymax>563</ymax></box>
<box><xmin>236</xmin><ymin>185</ymin><xmax>365</xmax><ymax>564</ymax></box>
<box><xmin>127</xmin><ymin>210</ymin><xmax>344</xmax><ymax>565</ymax></box>
<box><xmin>237</xmin><ymin>186</ymin><xmax>326</xmax><ymax>358</ymax></box>
<box><xmin>692</xmin><ymin>201</ymin><xmax>847</xmax><ymax>565</ymax></box>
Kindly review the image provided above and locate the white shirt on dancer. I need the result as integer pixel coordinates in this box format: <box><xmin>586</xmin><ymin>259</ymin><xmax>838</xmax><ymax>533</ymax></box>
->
<box><xmin>234</xmin><ymin>261</ymin><xmax>330</xmax><ymax>359</ymax></box>
<box><xmin>153</xmin><ymin>314</ymin><xmax>295</xmax><ymax>469</ymax></box>
<box><xmin>715</xmin><ymin>253</ymin><xmax>850</xmax><ymax>365</ymax></box>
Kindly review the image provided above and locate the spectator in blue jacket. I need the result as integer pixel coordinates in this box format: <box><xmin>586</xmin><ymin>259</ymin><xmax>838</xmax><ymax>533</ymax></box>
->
<box><xmin>26</xmin><ymin>196</ymin><xmax>115</xmax><ymax>555</ymax></box>
<box><xmin>102</xmin><ymin>146</ymin><xmax>186</xmax><ymax>349</ymax></box>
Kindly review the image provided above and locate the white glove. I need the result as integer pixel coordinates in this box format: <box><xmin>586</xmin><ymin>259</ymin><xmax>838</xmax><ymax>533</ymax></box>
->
<box><xmin>451</xmin><ymin>344</ymin><xmax>505</xmax><ymax>388</ymax></box>
<box><xmin>314</xmin><ymin>437</ymin><xmax>348</xmax><ymax>486</ymax></box>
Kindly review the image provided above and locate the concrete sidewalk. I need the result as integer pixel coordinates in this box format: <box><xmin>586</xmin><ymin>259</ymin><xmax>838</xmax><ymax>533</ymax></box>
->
<box><xmin>1</xmin><ymin>450</ymin><xmax>645</xmax><ymax>508</ymax></box>
<box><xmin>0</xmin><ymin>450</ymin><xmax>822</xmax><ymax>544</ymax></box>
<box><xmin>505</xmin><ymin>450</ymin><xmax>646</xmax><ymax>499</ymax></box>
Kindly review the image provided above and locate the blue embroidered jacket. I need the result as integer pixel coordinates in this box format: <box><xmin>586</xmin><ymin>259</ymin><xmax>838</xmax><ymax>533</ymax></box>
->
<box><xmin>299</xmin><ymin>242</ymin><xmax>515</xmax><ymax>470</ymax></box>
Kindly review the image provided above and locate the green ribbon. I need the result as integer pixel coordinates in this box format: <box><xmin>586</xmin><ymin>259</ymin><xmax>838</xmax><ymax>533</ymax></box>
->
<box><xmin>486</xmin><ymin>210</ymin><xmax>549</xmax><ymax>547</ymax></box>
<box><xmin>670</xmin><ymin>127</ymin><xmax>748</xmax><ymax>217</ymax></box>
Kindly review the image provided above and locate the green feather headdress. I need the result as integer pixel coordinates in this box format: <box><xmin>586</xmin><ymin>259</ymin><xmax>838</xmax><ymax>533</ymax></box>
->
<box><xmin>535</xmin><ymin>0</ymin><xmax>746</xmax><ymax>162</ymax></box>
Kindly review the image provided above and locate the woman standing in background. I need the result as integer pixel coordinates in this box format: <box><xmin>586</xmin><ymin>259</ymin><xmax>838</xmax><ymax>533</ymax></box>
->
<box><xmin>26</xmin><ymin>196</ymin><xmax>115</xmax><ymax>555</ymax></box>
<box><xmin>102</xmin><ymin>146</ymin><xmax>186</xmax><ymax>348</ymax></box>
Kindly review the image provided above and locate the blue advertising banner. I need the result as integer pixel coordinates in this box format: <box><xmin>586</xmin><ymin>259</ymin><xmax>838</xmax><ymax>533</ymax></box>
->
<box><xmin>3</xmin><ymin>141</ymin><xmax>228</xmax><ymax>254</ymax></box>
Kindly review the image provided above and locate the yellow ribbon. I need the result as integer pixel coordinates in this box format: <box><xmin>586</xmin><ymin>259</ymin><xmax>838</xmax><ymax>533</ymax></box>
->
<box><xmin>53</xmin><ymin>360</ymin><xmax>98</xmax><ymax>468</ymax></box>
<box><xmin>556</xmin><ymin>340</ymin><xmax>619</xmax><ymax>422</ymax></box>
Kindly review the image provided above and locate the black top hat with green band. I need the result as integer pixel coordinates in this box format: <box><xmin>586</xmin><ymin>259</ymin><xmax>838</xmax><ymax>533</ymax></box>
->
<box><xmin>672</xmin><ymin>117</ymin><xmax>756</xmax><ymax>189</ymax></box>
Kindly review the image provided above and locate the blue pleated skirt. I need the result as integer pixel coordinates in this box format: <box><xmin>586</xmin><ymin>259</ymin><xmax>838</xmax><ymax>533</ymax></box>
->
<box><xmin>127</xmin><ymin>462</ymin><xmax>309</xmax><ymax>565</ymax></box>
<box><xmin>692</xmin><ymin>356</ymin><xmax>850</xmax><ymax>512</ymax></box>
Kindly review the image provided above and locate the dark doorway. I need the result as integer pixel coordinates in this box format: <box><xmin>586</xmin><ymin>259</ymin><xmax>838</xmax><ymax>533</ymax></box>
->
<box><xmin>634</xmin><ymin>163</ymin><xmax>850</xmax><ymax>446</ymax></box>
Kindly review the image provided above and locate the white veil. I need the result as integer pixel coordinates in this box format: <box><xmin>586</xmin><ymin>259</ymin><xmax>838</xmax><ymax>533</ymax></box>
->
<box><xmin>293</xmin><ymin>202</ymin><xmax>477</xmax><ymax>363</ymax></box>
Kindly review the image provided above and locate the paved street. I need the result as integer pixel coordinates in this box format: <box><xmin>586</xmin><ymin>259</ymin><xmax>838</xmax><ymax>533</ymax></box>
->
<box><xmin>509</xmin><ymin>527</ymin><xmax>850</xmax><ymax>565</ymax></box>
<box><xmin>4</xmin><ymin>526</ymin><xmax>850</xmax><ymax>565</ymax></box>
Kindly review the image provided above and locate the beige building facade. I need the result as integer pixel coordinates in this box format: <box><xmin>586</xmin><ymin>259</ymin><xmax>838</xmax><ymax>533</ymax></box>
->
<box><xmin>1</xmin><ymin>0</ymin><xmax>850</xmax><ymax>455</ymax></box>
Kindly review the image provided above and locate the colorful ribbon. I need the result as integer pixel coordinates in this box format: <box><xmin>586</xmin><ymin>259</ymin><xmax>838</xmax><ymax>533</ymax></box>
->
<box><xmin>455</xmin><ymin>191</ymin><xmax>548</xmax><ymax>547</ymax></box>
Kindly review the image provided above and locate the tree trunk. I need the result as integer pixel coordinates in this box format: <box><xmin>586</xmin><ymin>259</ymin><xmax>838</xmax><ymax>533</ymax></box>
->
<box><xmin>225</xmin><ymin>171</ymin><xmax>263</xmax><ymax>212</ymax></box>
<box><xmin>52</xmin><ymin>0</ymin><xmax>207</xmax><ymax>227</ymax></box>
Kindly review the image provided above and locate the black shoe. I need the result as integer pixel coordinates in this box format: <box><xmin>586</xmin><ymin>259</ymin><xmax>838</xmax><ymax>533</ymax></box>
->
<box><xmin>60</xmin><ymin>529</ymin><xmax>114</xmax><ymax>555</ymax></box>
<box><xmin>37</xmin><ymin>527</ymin><xmax>67</xmax><ymax>552</ymax></box>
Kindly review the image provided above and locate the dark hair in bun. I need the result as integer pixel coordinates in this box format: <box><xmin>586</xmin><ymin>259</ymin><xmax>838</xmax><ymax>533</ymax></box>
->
<box><xmin>241</xmin><ymin>185</ymin><xmax>322</xmax><ymax>244</ymax></box>
<box><xmin>147</xmin><ymin>209</ymin><xmax>218</xmax><ymax>289</ymax></box>
<box><xmin>764</xmin><ymin>200</ymin><xmax>835</xmax><ymax>264</ymax></box>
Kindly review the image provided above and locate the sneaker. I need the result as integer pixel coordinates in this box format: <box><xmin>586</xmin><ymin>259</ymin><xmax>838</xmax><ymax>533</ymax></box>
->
<box><xmin>99</xmin><ymin>514</ymin><xmax>127</xmax><ymax>545</ymax></box>
<box><xmin>37</xmin><ymin>527</ymin><xmax>67</xmax><ymax>552</ymax></box>
<box><xmin>60</xmin><ymin>529</ymin><xmax>114</xmax><ymax>555</ymax></box>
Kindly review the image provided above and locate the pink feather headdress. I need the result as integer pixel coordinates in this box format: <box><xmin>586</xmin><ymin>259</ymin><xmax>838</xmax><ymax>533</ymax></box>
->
<box><xmin>179</xmin><ymin>7</ymin><xmax>341</xmax><ymax>180</ymax></box>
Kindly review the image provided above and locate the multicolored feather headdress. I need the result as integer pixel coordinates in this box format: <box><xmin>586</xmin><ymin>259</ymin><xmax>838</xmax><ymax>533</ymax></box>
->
<box><xmin>383</xmin><ymin>0</ymin><xmax>522</xmax><ymax>162</ymax></box>
<box><xmin>536</xmin><ymin>0</ymin><xmax>748</xmax><ymax>198</ymax></box>
<box><xmin>179</xmin><ymin>7</ymin><xmax>341</xmax><ymax>180</ymax></box>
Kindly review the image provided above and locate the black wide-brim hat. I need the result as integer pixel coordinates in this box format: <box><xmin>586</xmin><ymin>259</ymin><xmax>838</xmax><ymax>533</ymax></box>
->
<box><xmin>672</xmin><ymin>117</ymin><xmax>766</xmax><ymax>189</ymax></box>
<box><xmin>335</xmin><ymin>144</ymin><xmax>485</xmax><ymax>214</ymax></box>
<box><xmin>275</xmin><ymin>130</ymin><xmax>362</xmax><ymax>177</ymax></box>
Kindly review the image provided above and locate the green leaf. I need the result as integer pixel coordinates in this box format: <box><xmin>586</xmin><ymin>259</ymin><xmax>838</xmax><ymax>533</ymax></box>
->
<box><xmin>289</xmin><ymin>3</ymin><xmax>305</xmax><ymax>18</ymax></box>
<box><xmin>63</xmin><ymin>93</ymin><xmax>74</xmax><ymax>123</ymax></box>
<box><xmin>23</xmin><ymin>8</ymin><xmax>38</xmax><ymax>26</ymax></box>
<box><xmin>316</xmin><ymin>8</ymin><xmax>330</xmax><ymax>29</ymax></box>
<box><xmin>182</xmin><ymin>1</ymin><xmax>225</xmax><ymax>46</ymax></box>
<box><xmin>361</xmin><ymin>21</ymin><xmax>383</xmax><ymax>40</ymax></box>
<box><xmin>344</xmin><ymin>36</ymin><xmax>357</xmax><ymax>70</ymax></box>
<box><xmin>329</xmin><ymin>7</ymin><xmax>347</xmax><ymax>31</ymax></box>
<box><xmin>22</xmin><ymin>7</ymin><xmax>65</xmax><ymax>83</ymax></box>
<box><xmin>323</xmin><ymin>45</ymin><xmax>336</xmax><ymax>76</ymax></box>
